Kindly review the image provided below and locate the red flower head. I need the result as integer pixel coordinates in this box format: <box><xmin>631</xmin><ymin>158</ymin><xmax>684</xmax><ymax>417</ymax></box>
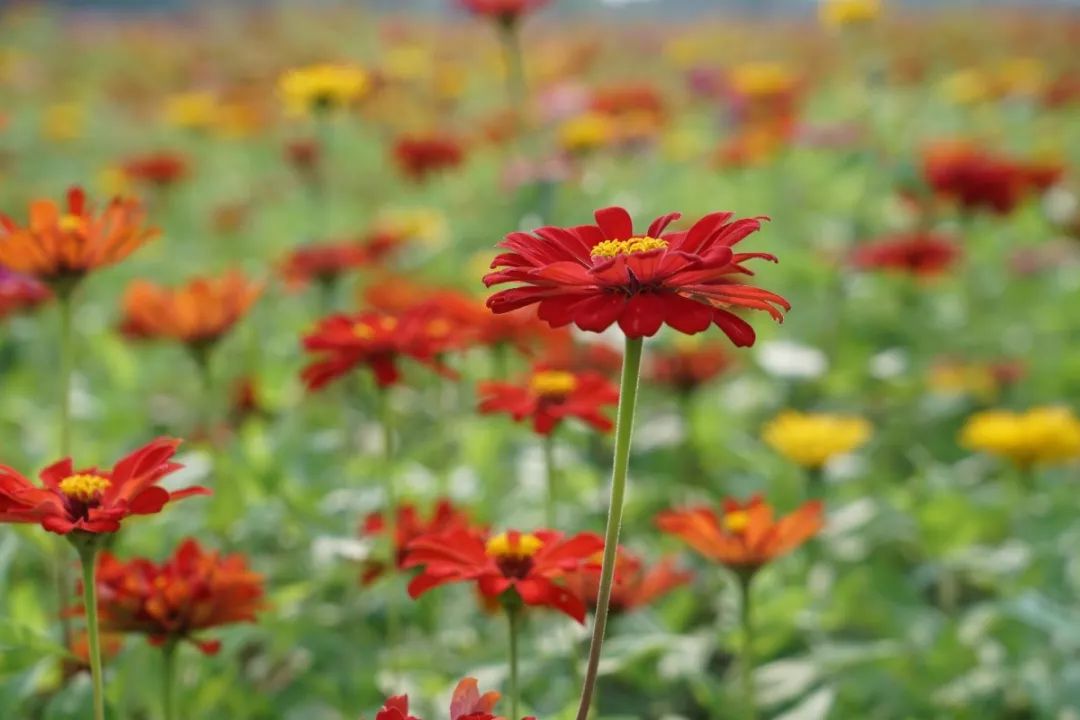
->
<box><xmin>850</xmin><ymin>231</ymin><xmax>961</xmax><ymax>277</ymax></box>
<box><xmin>359</xmin><ymin>499</ymin><xmax>478</xmax><ymax>584</ymax></box>
<box><xmin>646</xmin><ymin>342</ymin><xmax>734</xmax><ymax>393</ymax></box>
<box><xmin>656</xmin><ymin>495</ymin><xmax>822</xmax><ymax>576</ymax></box>
<box><xmin>301</xmin><ymin>308</ymin><xmax>458</xmax><ymax>391</ymax></box>
<box><xmin>563</xmin><ymin>548</ymin><xmax>692</xmax><ymax>615</ymax></box>
<box><xmin>456</xmin><ymin>0</ymin><xmax>550</xmax><ymax>25</ymax></box>
<box><xmin>0</xmin><ymin>187</ymin><xmax>158</xmax><ymax>290</ymax></box>
<box><xmin>279</xmin><ymin>241</ymin><xmax>371</xmax><ymax>290</ymax></box>
<box><xmin>92</xmin><ymin>538</ymin><xmax>265</xmax><ymax>654</ymax></box>
<box><xmin>122</xmin><ymin>151</ymin><xmax>190</xmax><ymax>188</ymax></box>
<box><xmin>535</xmin><ymin>336</ymin><xmax>624</xmax><ymax>378</ymax></box>
<box><xmin>483</xmin><ymin>206</ymin><xmax>789</xmax><ymax>343</ymax></box>
<box><xmin>375</xmin><ymin>677</ymin><xmax>526</xmax><ymax>720</ymax></box>
<box><xmin>922</xmin><ymin>141</ymin><xmax>1030</xmax><ymax>215</ymax></box>
<box><xmin>404</xmin><ymin>528</ymin><xmax>604</xmax><ymax>622</ymax></box>
<box><xmin>0</xmin><ymin>437</ymin><xmax>208</xmax><ymax>535</ymax></box>
<box><xmin>0</xmin><ymin>266</ymin><xmax>50</xmax><ymax>320</ymax></box>
<box><xmin>393</xmin><ymin>133</ymin><xmax>465</xmax><ymax>183</ymax></box>
<box><xmin>477</xmin><ymin>368</ymin><xmax>618</xmax><ymax>435</ymax></box>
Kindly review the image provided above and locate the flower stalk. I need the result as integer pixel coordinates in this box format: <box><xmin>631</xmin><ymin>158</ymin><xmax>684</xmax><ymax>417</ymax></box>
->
<box><xmin>75</xmin><ymin>539</ymin><xmax>105</xmax><ymax>720</ymax></box>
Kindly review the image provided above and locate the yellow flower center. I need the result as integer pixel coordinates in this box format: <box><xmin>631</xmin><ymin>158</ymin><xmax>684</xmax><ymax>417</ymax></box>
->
<box><xmin>590</xmin><ymin>236</ymin><xmax>669</xmax><ymax>259</ymax></box>
<box><xmin>58</xmin><ymin>474</ymin><xmax>111</xmax><ymax>502</ymax></box>
<box><xmin>529</xmin><ymin>370</ymin><xmax>578</xmax><ymax>397</ymax></box>
<box><xmin>486</xmin><ymin>532</ymin><xmax>543</xmax><ymax>559</ymax></box>
<box><xmin>59</xmin><ymin>214</ymin><xmax>86</xmax><ymax>234</ymax></box>
<box><xmin>354</xmin><ymin>324</ymin><xmax>375</xmax><ymax>340</ymax></box>
<box><xmin>724</xmin><ymin>510</ymin><xmax>750</xmax><ymax>534</ymax></box>
<box><xmin>354</xmin><ymin>317</ymin><xmax>397</xmax><ymax>340</ymax></box>
<box><xmin>427</xmin><ymin>319</ymin><xmax>451</xmax><ymax>337</ymax></box>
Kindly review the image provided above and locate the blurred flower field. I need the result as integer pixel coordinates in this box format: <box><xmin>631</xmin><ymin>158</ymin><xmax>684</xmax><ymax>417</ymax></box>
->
<box><xmin>1</xmin><ymin>0</ymin><xmax>1080</xmax><ymax>718</ymax></box>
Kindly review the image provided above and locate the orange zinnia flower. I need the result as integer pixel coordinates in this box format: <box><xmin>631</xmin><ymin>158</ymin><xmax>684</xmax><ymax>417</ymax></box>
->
<box><xmin>0</xmin><ymin>437</ymin><xmax>208</xmax><ymax>535</ymax></box>
<box><xmin>656</xmin><ymin>495</ymin><xmax>822</xmax><ymax>577</ymax></box>
<box><xmin>92</xmin><ymin>538</ymin><xmax>265</xmax><ymax>654</ymax></box>
<box><xmin>0</xmin><ymin>187</ymin><xmax>157</xmax><ymax>291</ymax></box>
<box><xmin>119</xmin><ymin>271</ymin><xmax>262</xmax><ymax>352</ymax></box>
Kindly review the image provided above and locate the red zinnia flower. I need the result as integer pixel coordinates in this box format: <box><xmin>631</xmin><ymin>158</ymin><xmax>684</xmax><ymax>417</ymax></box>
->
<box><xmin>279</xmin><ymin>241</ymin><xmax>372</xmax><ymax>289</ymax></box>
<box><xmin>393</xmin><ymin>133</ymin><xmax>465</xmax><ymax>182</ymax></box>
<box><xmin>456</xmin><ymin>0</ymin><xmax>550</xmax><ymax>25</ymax></box>
<box><xmin>359</xmin><ymin>499</ymin><xmax>478</xmax><ymax>584</ymax></box>
<box><xmin>0</xmin><ymin>266</ymin><xmax>50</xmax><ymax>320</ymax></box>
<box><xmin>850</xmin><ymin>232</ymin><xmax>961</xmax><ymax>277</ymax></box>
<box><xmin>656</xmin><ymin>495</ymin><xmax>822</xmax><ymax>576</ymax></box>
<box><xmin>376</xmin><ymin>677</ymin><xmax>529</xmax><ymax>720</ymax></box>
<box><xmin>404</xmin><ymin>528</ymin><xmax>603</xmax><ymax>622</ymax></box>
<box><xmin>0</xmin><ymin>437</ymin><xmax>208</xmax><ymax>535</ymax></box>
<box><xmin>646</xmin><ymin>343</ymin><xmax>734</xmax><ymax>393</ymax></box>
<box><xmin>563</xmin><ymin>548</ymin><xmax>691</xmax><ymax>614</ymax></box>
<box><xmin>91</xmin><ymin>538</ymin><xmax>264</xmax><ymax>654</ymax></box>
<box><xmin>122</xmin><ymin>151</ymin><xmax>189</xmax><ymax>188</ymax></box>
<box><xmin>922</xmin><ymin>141</ymin><xmax>1031</xmax><ymax>215</ymax></box>
<box><xmin>483</xmin><ymin>206</ymin><xmax>789</xmax><ymax>343</ymax></box>
<box><xmin>0</xmin><ymin>187</ymin><xmax>158</xmax><ymax>289</ymax></box>
<box><xmin>535</xmin><ymin>336</ymin><xmax>624</xmax><ymax>378</ymax></box>
<box><xmin>477</xmin><ymin>368</ymin><xmax>618</xmax><ymax>435</ymax></box>
<box><xmin>301</xmin><ymin>308</ymin><xmax>458</xmax><ymax>391</ymax></box>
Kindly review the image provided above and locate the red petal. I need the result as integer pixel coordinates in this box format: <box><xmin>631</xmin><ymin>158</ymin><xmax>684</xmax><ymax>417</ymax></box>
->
<box><xmin>594</xmin><ymin>207</ymin><xmax>633</xmax><ymax>240</ymax></box>
<box><xmin>617</xmin><ymin>294</ymin><xmax>667</xmax><ymax>338</ymax></box>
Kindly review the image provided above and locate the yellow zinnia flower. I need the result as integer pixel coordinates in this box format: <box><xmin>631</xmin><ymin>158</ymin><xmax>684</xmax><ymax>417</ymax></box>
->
<box><xmin>819</xmin><ymin>0</ymin><xmax>882</xmax><ymax>28</ymax></box>
<box><xmin>763</xmin><ymin>411</ymin><xmax>872</xmax><ymax>469</ymax></box>
<box><xmin>163</xmin><ymin>91</ymin><xmax>218</xmax><ymax>132</ymax></box>
<box><xmin>728</xmin><ymin>62</ymin><xmax>798</xmax><ymax>99</ymax></box>
<box><xmin>558</xmin><ymin>112</ymin><xmax>613</xmax><ymax>154</ymax></box>
<box><xmin>960</xmin><ymin>407</ymin><xmax>1080</xmax><ymax>468</ymax></box>
<box><xmin>278</xmin><ymin>63</ymin><xmax>371</xmax><ymax>117</ymax></box>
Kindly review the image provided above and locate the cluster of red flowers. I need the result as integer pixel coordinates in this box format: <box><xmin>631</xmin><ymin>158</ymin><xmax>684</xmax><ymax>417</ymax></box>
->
<box><xmin>91</xmin><ymin>538</ymin><xmax>265</xmax><ymax>654</ymax></box>
<box><xmin>922</xmin><ymin>141</ymin><xmax>1064</xmax><ymax>215</ymax></box>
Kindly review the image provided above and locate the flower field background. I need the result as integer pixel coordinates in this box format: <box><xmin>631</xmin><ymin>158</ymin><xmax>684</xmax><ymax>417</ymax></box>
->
<box><xmin>1</xmin><ymin>1</ymin><xmax>1080</xmax><ymax>719</ymax></box>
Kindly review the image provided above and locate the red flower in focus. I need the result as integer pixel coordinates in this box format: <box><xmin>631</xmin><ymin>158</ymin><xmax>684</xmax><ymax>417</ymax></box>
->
<box><xmin>922</xmin><ymin>141</ymin><xmax>1054</xmax><ymax>215</ymax></box>
<box><xmin>376</xmin><ymin>677</ymin><xmax>525</xmax><ymax>720</ymax></box>
<box><xmin>279</xmin><ymin>241</ymin><xmax>371</xmax><ymax>289</ymax></box>
<box><xmin>656</xmin><ymin>495</ymin><xmax>822</xmax><ymax>576</ymax></box>
<box><xmin>404</xmin><ymin>528</ymin><xmax>603</xmax><ymax>622</ymax></box>
<box><xmin>359</xmin><ymin>499</ymin><xmax>478</xmax><ymax>584</ymax></box>
<box><xmin>563</xmin><ymin>548</ymin><xmax>691</xmax><ymax>615</ymax></box>
<box><xmin>478</xmin><ymin>368</ymin><xmax>618</xmax><ymax>435</ymax></box>
<box><xmin>393</xmin><ymin>133</ymin><xmax>465</xmax><ymax>182</ymax></box>
<box><xmin>647</xmin><ymin>343</ymin><xmax>733</xmax><ymax>393</ymax></box>
<box><xmin>0</xmin><ymin>266</ymin><xmax>50</xmax><ymax>320</ymax></box>
<box><xmin>122</xmin><ymin>151</ymin><xmax>190</xmax><ymax>188</ymax></box>
<box><xmin>850</xmin><ymin>232</ymin><xmax>961</xmax><ymax>277</ymax></box>
<box><xmin>301</xmin><ymin>308</ymin><xmax>458</xmax><ymax>391</ymax></box>
<box><xmin>483</xmin><ymin>206</ymin><xmax>789</xmax><ymax>342</ymax></box>
<box><xmin>456</xmin><ymin>0</ymin><xmax>550</xmax><ymax>25</ymax></box>
<box><xmin>0</xmin><ymin>438</ymin><xmax>208</xmax><ymax>535</ymax></box>
<box><xmin>92</xmin><ymin>538</ymin><xmax>264</xmax><ymax>654</ymax></box>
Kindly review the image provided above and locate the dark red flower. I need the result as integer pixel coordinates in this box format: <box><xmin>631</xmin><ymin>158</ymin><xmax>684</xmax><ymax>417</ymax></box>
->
<box><xmin>646</xmin><ymin>343</ymin><xmax>734</xmax><ymax>393</ymax></box>
<box><xmin>91</xmin><ymin>538</ymin><xmax>265</xmax><ymax>654</ymax></box>
<box><xmin>404</xmin><ymin>528</ymin><xmax>603</xmax><ymax>622</ymax></box>
<box><xmin>563</xmin><ymin>548</ymin><xmax>691</xmax><ymax>614</ymax></box>
<box><xmin>483</xmin><ymin>206</ymin><xmax>789</xmax><ymax>342</ymax></box>
<box><xmin>301</xmin><ymin>308</ymin><xmax>458</xmax><ymax>391</ymax></box>
<box><xmin>456</xmin><ymin>0</ymin><xmax>550</xmax><ymax>25</ymax></box>
<box><xmin>393</xmin><ymin>133</ymin><xmax>465</xmax><ymax>182</ymax></box>
<box><xmin>0</xmin><ymin>266</ymin><xmax>50</xmax><ymax>320</ymax></box>
<box><xmin>122</xmin><ymin>151</ymin><xmax>190</xmax><ymax>188</ymax></box>
<box><xmin>922</xmin><ymin>141</ymin><xmax>1051</xmax><ymax>215</ymax></box>
<box><xmin>359</xmin><ymin>499</ymin><xmax>478</xmax><ymax>584</ymax></box>
<box><xmin>850</xmin><ymin>232</ymin><xmax>961</xmax><ymax>277</ymax></box>
<box><xmin>477</xmin><ymin>368</ymin><xmax>618</xmax><ymax>435</ymax></box>
<box><xmin>0</xmin><ymin>438</ymin><xmax>208</xmax><ymax>535</ymax></box>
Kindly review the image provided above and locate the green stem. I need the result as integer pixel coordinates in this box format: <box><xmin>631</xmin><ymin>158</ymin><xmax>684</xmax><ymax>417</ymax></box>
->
<box><xmin>162</xmin><ymin>641</ymin><xmax>177</xmax><ymax>720</ymax></box>
<box><xmin>58</xmin><ymin>292</ymin><xmax>73</xmax><ymax>457</ymax></box>
<box><xmin>77</xmin><ymin>542</ymin><xmax>105</xmax><ymax>720</ymax></box>
<box><xmin>507</xmin><ymin>606</ymin><xmax>521</xmax><ymax>720</ymax></box>
<box><xmin>574</xmin><ymin>336</ymin><xmax>644</xmax><ymax>720</ymax></box>
<box><xmin>379</xmin><ymin>388</ymin><xmax>400</xmax><ymax>657</ymax></box>
<box><xmin>543</xmin><ymin>432</ymin><xmax>557</xmax><ymax>527</ymax></box>
<box><xmin>497</xmin><ymin>19</ymin><xmax>526</xmax><ymax>108</ymax></box>
<box><xmin>737</xmin><ymin>572</ymin><xmax>757</xmax><ymax>720</ymax></box>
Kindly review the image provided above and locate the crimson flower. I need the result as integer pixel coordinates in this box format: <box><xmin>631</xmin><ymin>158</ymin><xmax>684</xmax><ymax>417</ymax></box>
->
<box><xmin>91</xmin><ymin>538</ymin><xmax>265</xmax><ymax>654</ymax></box>
<box><xmin>483</xmin><ymin>206</ymin><xmax>789</xmax><ymax>343</ymax></box>
<box><xmin>301</xmin><ymin>308</ymin><xmax>458</xmax><ymax>391</ymax></box>
<box><xmin>850</xmin><ymin>232</ymin><xmax>961</xmax><ymax>277</ymax></box>
<box><xmin>456</xmin><ymin>0</ymin><xmax>550</xmax><ymax>25</ymax></box>
<box><xmin>393</xmin><ymin>133</ymin><xmax>465</xmax><ymax>182</ymax></box>
<box><xmin>477</xmin><ymin>368</ymin><xmax>618</xmax><ymax>435</ymax></box>
<box><xmin>646</xmin><ymin>343</ymin><xmax>734</xmax><ymax>393</ymax></box>
<box><xmin>0</xmin><ymin>437</ymin><xmax>208</xmax><ymax>535</ymax></box>
<box><xmin>404</xmin><ymin>528</ymin><xmax>603</xmax><ymax>622</ymax></box>
<box><xmin>922</xmin><ymin>141</ymin><xmax>1052</xmax><ymax>215</ymax></box>
<box><xmin>359</xmin><ymin>499</ymin><xmax>478</xmax><ymax>584</ymax></box>
<box><xmin>122</xmin><ymin>151</ymin><xmax>189</xmax><ymax>188</ymax></box>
